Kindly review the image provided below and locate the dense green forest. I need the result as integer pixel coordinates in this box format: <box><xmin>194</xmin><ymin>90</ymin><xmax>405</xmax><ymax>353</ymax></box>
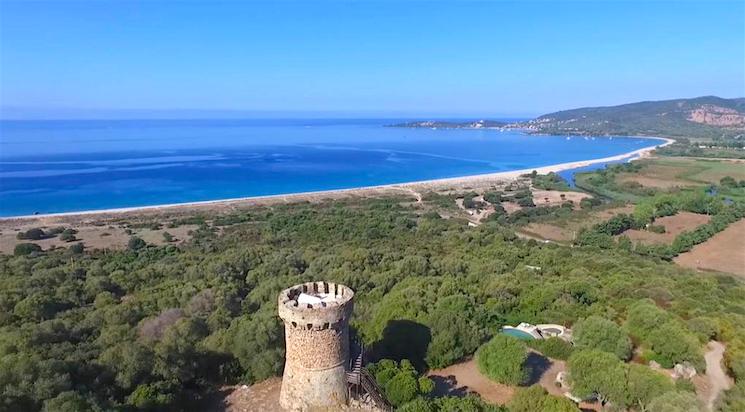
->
<box><xmin>1</xmin><ymin>194</ymin><xmax>744</xmax><ymax>411</ymax></box>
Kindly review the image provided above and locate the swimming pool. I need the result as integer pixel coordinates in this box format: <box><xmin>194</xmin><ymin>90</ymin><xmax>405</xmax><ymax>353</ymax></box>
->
<box><xmin>502</xmin><ymin>328</ymin><xmax>536</xmax><ymax>340</ymax></box>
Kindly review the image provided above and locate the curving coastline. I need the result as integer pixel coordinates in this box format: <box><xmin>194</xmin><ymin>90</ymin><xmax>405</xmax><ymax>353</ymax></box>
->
<box><xmin>0</xmin><ymin>136</ymin><xmax>673</xmax><ymax>222</ymax></box>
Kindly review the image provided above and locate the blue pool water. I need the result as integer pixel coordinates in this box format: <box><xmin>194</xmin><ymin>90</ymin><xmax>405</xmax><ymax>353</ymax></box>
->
<box><xmin>0</xmin><ymin>119</ymin><xmax>660</xmax><ymax>216</ymax></box>
<box><xmin>502</xmin><ymin>328</ymin><xmax>536</xmax><ymax>340</ymax></box>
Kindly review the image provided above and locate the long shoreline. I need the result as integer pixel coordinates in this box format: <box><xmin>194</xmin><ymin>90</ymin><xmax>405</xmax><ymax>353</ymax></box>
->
<box><xmin>0</xmin><ymin>136</ymin><xmax>673</xmax><ymax>222</ymax></box>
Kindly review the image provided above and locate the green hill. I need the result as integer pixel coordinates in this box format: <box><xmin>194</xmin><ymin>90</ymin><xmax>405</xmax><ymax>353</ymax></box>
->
<box><xmin>522</xmin><ymin>96</ymin><xmax>745</xmax><ymax>140</ymax></box>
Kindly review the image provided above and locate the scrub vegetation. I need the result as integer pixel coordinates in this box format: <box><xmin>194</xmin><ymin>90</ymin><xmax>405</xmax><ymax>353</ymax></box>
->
<box><xmin>1</xmin><ymin>192</ymin><xmax>744</xmax><ymax>411</ymax></box>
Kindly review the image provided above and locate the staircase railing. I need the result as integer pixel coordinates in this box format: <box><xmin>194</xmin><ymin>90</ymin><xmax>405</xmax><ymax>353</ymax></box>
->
<box><xmin>346</xmin><ymin>339</ymin><xmax>393</xmax><ymax>411</ymax></box>
<box><xmin>359</xmin><ymin>368</ymin><xmax>393</xmax><ymax>411</ymax></box>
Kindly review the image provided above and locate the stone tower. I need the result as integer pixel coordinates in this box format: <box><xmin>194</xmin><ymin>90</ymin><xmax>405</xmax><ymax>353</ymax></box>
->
<box><xmin>278</xmin><ymin>281</ymin><xmax>354</xmax><ymax>411</ymax></box>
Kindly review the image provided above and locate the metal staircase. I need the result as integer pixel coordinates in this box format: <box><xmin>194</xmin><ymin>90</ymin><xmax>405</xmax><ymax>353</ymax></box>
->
<box><xmin>347</xmin><ymin>340</ymin><xmax>393</xmax><ymax>411</ymax></box>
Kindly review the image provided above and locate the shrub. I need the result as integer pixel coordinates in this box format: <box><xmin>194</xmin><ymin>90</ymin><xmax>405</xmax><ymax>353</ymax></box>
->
<box><xmin>625</xmin><ymin>363</ymin><xmax>676</xmax><ymax>410</ymax></box>
<box><xmin>509</xmin><ymin>385</ymin><xmax>579</xmax><ymax>412</ymax></box>
<box><xmin>526</xmin><ymin>337</ymin><xmax>574</xmax><ymax>360</ymax></box>
<box><xmin>59</xmin><ymin>232</ymin><xmax>77</xmax><ymax>242</ymax></box>
<box><xmin>418</xmin><ymin>376</ymin><xmax>434</xmax><ymax>395</ymax></box>
<box><xmin>46</xmin><ymin>226</ymin><xmax>66</xmax><ymax>235</ymax></box>
<box><xmin>483</xmin><ymin>191</ymin><xmax>503</xmax><ymax>204</ymax></box>
<box><xmin>127</xmin><ymin>382</ymin><xmax>177</xmax><ymax>410</ymax></box>
<box><xmin>139</xmin><ymin>308</ymin><xmax>185</xmax><ymax>341</ymax></box>
<box><xmin>69</xmin><ymin>243</ymin><xmax>85</xmax><ymax>254</ymax></box>
<box><xmin>568</xmin><ymin>349</ymin><xmax>627</xmax><ymax>406</ymax></box>
<box><xmin>14</xmin><ymin>242</ymin><xmax>42</xmax><ymax>256</ymax></box>
<box><xmin>367</xmin><ymin>359</ymin><xmax>432</xmax><ymax>407</ymax></box>
<box><xmin>720</xmin><ymin>176</ymin><xmax>738</xmax><ymax>188</ymax></box>
<box><xmin>400</xmin><ymin>395</ymin><xmax>507</xmax><ymax>412</ymax></box>
<box><xmin>385</xmin><ymin>369</ymin><xmax>419</xmax><ymax>406</ymax></box>
<box><xmin>162</xmin><ymin>232</ymin><xmax>175</xmax><ymax>242</ymax></box>
<box><xmin>516</xmin><ymin>197</ymin><xmax>535</xmax><ymax>208</ymax></box>
<box><xmin>717</xmin><ymin>380</ymin><xmax>745</xmax><ymax>412</ymax></box>
<box><xmin>687</xmin><ymin>317</ymin><xmax>719</xmax><ymax>342</ymax></box>
<box><xmin>17</xmin><ymin>227</ymin><xmax>46</xmax><ymax>240</ymax></box>
<box><xmin>572</xmin><ymin>316</ymin><xmax>632</xmax><ymax>360</ymax></box>
<box><xmin>128</xmin><ymin>236</ymin><xmax>147</xmax><ymax>251</ymax></box>
<box><xmin>646</xmin><ymin>322</ymin><xmax>702</xmax><ymax>369</ymax></box>
<box><xmin>647</xmin><ymin>391</ymin><xmax>701</xmax><ymax>412</ymax></box>
<box><xmin>626</xmin><ymin>300</ymin><xmax>670</xmax><ymax>341</ymax></box>
<box><xmin>580</xmin><ymin>197</ymin><xmax>602</xmax><ymax>209</ymax></box>
<box><xmin>42</xmin><ymin>391</ymin><xmax>93</xmax><ymax>412</ymax></box>
<box><xmin>648</xmin><ymin>224</ymin><xmax>666</xmax><ymax>234</ymax></box>
<box><xmin>476</xmin><ymin>335</ymin><xmax>528</xmax><ymax>385</ymax></box>
<box><xmin>626</xmin><ymin>300</ymin><xmax>702</xmax><ymax>368</ymax></box>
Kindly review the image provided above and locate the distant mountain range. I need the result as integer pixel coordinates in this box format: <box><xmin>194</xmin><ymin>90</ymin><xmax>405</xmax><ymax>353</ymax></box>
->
<box><xmin>392</xmin><ymin>96</ymin><xmax>745</xmax><ymax>140</ymax></box>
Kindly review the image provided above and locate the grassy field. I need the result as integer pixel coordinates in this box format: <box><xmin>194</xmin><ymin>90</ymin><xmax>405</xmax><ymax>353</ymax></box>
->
<box><xmin>575</xmin><ymin>157</ymin><xmax>745</xmax><ymax>202</ymax></box>
<box><xmin>618</xmin><ymin>157</ymin><xmax>745</xmax><ymax>187</ymax></box>
<box><xmin>524</xmin><ymin>157</ymin><xmax>744</xmax><ymax>279</ymax></box>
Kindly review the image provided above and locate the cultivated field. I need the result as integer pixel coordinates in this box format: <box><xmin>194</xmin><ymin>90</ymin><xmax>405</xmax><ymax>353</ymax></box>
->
<box><xmin>674</xmin><ymin>219</ymin><xmax>745</xmax><ymax>278</ymax></box>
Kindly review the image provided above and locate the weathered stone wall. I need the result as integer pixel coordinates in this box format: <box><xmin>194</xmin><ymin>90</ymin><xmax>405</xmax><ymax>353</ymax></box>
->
<box><xmin>278</xmin><ymin>281</ymin><xmax>354</xmax><ymax>411</ymax></box>
<box><xmin>284</xmin><ymin>324</ymin><xmax>348</xmax><ymax>370</ymax></box>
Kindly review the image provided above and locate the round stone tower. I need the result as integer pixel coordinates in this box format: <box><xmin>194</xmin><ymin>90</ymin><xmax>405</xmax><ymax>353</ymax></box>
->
<box><xmin>278</xmin><ymin>281</ymin><xmax>354</xmax><ymax>411</ymax></box>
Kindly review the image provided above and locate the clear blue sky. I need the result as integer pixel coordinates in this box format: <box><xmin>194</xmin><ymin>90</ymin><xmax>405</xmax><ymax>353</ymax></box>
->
<box><xmin>1</xmin><ymin>0</ymin><xmax>743</xmax><ymax>118</ymax></box>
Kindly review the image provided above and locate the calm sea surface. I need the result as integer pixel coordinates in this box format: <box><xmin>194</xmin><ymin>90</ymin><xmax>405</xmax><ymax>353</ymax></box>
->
<box><xmin>0</xmin><ymin>119</ymin><xmax>659</xmax><ymax>216</ymax></box>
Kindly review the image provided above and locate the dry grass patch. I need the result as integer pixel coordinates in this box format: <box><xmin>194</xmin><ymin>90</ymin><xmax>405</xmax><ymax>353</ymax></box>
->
<box><xmin>521</xmin><ymin>223</ymin><xmax>575</xmax><ymax>242</ymax></box>
<box><xmin>674</xmin><ymin>219</ymin><xmax>745</xmax><ymax>278</ymax></box>
<box><xmin>622</xmin><ymin>212</ymin><xmax>711</xmax><ymax>245</ymax></box>
<box><xmin>532</xmin><ymin>190</ymin><xmax>591</xmax><ymax>209</ymax></box>
<box><xmin>0</xmin><ymin>222</ymin><xmax>197</xmax><ymax>254</ymax></box>
<box><xmin>518</xmin><ymin>205</ymin><xmax>636</xmax><ymax>243</ymax></box>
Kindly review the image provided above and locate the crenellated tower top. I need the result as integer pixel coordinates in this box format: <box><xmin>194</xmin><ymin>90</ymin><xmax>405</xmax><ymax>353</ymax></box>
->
<box><xmin>278</xmin><ymin>281</ymin><xmax>354</xmax><ymax>330</ymax></box>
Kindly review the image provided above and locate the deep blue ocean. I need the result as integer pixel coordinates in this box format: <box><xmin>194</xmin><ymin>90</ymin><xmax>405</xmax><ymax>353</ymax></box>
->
<box><xmin>0</xmin><ymin>119</ymin><xmax>659</xmax><ymax>217</ymax></box>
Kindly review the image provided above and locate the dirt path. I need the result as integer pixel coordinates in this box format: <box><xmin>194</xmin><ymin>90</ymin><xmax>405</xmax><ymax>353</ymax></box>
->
<box><xmin>700</xmin><ymin>341</ymin><xmax>733</xmax><ymax>411</ymax></box>
<box><xmin>392</xmin><ymin>186</ymin><xmax>423</xmax><ymax>204</ymax></box>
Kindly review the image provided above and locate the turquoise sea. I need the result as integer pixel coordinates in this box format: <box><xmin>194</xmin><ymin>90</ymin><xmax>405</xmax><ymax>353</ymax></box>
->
<box><xmin>0</xmin><ymin>119</ymin><xmax>659</xmax><ymax>217</ymax></box>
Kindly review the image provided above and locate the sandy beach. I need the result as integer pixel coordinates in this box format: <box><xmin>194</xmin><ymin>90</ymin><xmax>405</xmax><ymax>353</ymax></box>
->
<box><xmin>0</xmin><ymin>137</ymin><xmax>673</xmax><ymax>225</ymax></box>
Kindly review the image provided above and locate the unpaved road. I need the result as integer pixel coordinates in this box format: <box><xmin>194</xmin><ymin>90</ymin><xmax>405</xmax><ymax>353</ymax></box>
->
<box><xmin>701</xmin><ymin>341</ymin><xmax>733</xmax><ymax>411</ymax></box>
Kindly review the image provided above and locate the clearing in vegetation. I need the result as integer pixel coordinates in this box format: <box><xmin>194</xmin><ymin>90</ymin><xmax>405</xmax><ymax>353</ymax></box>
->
<box><xmin>520</xmin><ymin>205</ymin><xmax>634</xmax><ymax>242</ymax></box>
<box><xmin>674</xmin><ymin>218</ymin><xmax>745</xmax><ymax>278</ymax></box>
<box><xmin>621</xmin><ymin>212</ymin><xmax>711</xmax><ymax>245</ymax></box>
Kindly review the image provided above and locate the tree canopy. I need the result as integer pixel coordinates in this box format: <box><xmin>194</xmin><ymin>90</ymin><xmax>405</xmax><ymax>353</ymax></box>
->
<box><xmin>0</xmin><ymin>195</ymin><xmax>741</xmax><ymax>410</ymax></box>
<box><xmin>476</xmin><ymin>335</ymin><xmax>528</xmax><ymax>386</ymax></box>
<box><xmin>572</xmin><ymin>315</ymin><xmax>632</xmax><ymax>360</ymax></box>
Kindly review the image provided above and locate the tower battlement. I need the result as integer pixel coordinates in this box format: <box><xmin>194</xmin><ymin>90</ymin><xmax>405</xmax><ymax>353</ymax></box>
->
<box><xmin>278</xmin><ymin>281</ymin><xmax>354</xmax><ymax>330</ymax></box>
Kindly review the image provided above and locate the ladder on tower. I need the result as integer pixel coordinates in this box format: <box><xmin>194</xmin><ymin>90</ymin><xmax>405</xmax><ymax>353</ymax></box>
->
<box><xmin>347</xmin><ymin>340</ymin><xmax>393</xmax><ymax>411</ymax></box>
